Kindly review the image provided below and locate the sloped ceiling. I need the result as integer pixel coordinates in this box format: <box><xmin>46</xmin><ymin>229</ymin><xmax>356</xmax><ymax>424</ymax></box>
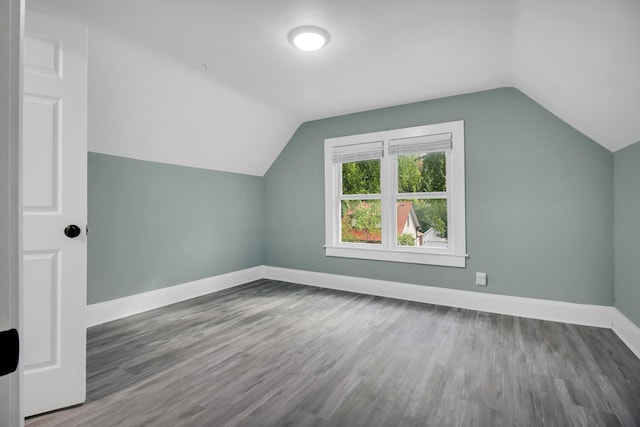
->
<box><xmin>27</xmin><ymin>0</ymin><xmax>640</xmax><ymax>175</ymax></box>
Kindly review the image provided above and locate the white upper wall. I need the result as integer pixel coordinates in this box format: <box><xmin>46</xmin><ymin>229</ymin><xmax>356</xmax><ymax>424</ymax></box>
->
<box><xmin>26</xmin><ymin>0</ymin><xmax>640</xmax><ymax>175</ymax></box>
<box><xmin>512</xmin><ymin>0</ymin><xmax>640</xmax><ymax>152</ymax></box>
<box><xmin>85</xmin><ymin>26</ymin><xmax>298</xmax><ymax>176</ymax></box>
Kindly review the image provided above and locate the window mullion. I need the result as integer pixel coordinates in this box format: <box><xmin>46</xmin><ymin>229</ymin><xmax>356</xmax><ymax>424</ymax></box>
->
<box><xmin>382</xmin><ymin>142</ymin><xmax>395</xmax><ymax>249</ymax></box>
<box><xmin>334</xmin><ymin>163</ymin><xmax>342</xmax><ymax>246</ymax></box>
<box><xmin>446</xmin><ymin>150</ymin><xmax>454</xmax><ymax>253</ymax></box>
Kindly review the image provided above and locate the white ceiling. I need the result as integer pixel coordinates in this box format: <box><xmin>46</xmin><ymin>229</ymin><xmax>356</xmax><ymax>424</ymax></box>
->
<box><xmin>27</xmin><ymin>0</ymin><xmax>640</xmax><ymax>175</ymax></box>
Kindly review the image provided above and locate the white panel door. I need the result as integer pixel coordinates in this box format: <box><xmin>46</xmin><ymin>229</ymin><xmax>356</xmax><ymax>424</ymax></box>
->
<box><xmin>22</xmin><ymin>11</ymin><xmax>87</xmax><ymax>417</ymax></box>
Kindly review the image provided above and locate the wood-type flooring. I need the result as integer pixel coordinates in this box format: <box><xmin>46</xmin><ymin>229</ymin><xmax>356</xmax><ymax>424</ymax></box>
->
<box><xmin>27</xmin><ymin>280</ymin><xmax>640</xmax><ymax>426</ymax></box>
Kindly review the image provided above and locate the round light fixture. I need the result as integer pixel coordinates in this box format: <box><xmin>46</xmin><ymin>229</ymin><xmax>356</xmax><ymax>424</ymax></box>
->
<box><xmin>288</xmin><ymin>26</ymin><xmax>330</xmax><ymax>52</ymax></box>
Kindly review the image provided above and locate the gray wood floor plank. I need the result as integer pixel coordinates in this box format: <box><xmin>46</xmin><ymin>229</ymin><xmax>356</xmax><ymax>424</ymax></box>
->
<box><xmin>27</xmin><ymin>280</ymin><xmax>640</xmax><ymax>426</ymax></box>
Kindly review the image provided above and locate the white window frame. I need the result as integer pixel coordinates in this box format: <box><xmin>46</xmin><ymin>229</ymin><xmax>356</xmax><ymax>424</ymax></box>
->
<box><xmin>324</xmin><ymin>120</ymin><xmax>466</xmax><ymax>267</ymax></box>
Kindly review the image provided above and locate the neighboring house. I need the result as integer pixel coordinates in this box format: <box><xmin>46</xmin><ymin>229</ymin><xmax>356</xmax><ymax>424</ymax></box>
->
<box><xmin>396</xmin><ymin>201</ymin><xmax>422</xmax><ymax>246</ymax></box>
<box><xmin>421</xmin><ymin>227</ymin><xmax>448</xmax><ymax>248</ymax></box>
<box><xmin>345</xmin><ymin>201</ymin><xmax>422</xmax><ymax>246</ymax></box>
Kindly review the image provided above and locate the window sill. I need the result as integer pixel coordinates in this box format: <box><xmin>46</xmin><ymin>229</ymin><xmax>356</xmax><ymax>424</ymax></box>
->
<box><xmin>325</xmin><ymin>245</ymin><xmax>467</xmax><ymax>267</ymax></box>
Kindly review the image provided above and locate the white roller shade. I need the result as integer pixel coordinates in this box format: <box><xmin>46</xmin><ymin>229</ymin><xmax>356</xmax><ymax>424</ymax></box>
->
<box><xmin>332</xmin><ymin>141</ymin><xmax>384</xmax><ymax>164</ymax></box>
<box><xmin>389</xmin><ymin>133</ymin><xmax>452</xmax><ymax>156</ymax></box>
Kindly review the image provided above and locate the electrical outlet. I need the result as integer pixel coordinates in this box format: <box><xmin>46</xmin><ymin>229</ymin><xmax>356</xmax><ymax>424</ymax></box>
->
<box><xmin>476</xmin><ymin>272</ymin><xmax>487</xmax><ymax>287</ymax></box>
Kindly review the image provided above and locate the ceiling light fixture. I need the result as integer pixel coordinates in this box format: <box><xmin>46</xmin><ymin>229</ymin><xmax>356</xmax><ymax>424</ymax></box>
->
<box><xmin>288</xmin><ymin>26</ymin><xmax>330</xmax><ymax>52</ymax></box>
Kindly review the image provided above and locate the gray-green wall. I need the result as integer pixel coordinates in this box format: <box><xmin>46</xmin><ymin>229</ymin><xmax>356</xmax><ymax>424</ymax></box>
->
<box><xmin>614</xmin><ymin>141</ymin><xmax>640</xmax><ymax>326</ymax></box>
<box><xmin>264</xmin><ymin>88</ymin><xmax>614</xmax><ymax>305</ymax></box>
<box><xmin>88</xmin><ymin>88</ymin><xmax>623</xmax><ymax>311</ymax></box>
<box><xmin>88</xmin><ymin>152</ymin><xmax>264</xmax><ymax>304</ymax></box>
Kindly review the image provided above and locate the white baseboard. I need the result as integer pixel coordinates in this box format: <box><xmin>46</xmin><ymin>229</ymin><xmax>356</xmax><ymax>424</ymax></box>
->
<box><xmin>86</xmin><ymin>266</ymin><xmax>265</xmax><ymax>327</ymax></box>
<box><xmin>86</xmin><ymin>265</ymin><xmax>640</xmax><ymax>362</ymax></box>
<box><xmin>263</xmin><ymin>266</ymin><xmax>614</xmax><ymax>328</ymax></box>
<box><xmin>612</xmin><ymin>308</ymin><xmax>640</xmax><ymax>360</ymax></box>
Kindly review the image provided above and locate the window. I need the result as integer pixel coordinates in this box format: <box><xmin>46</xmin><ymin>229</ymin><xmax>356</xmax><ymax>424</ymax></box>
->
<box><xmin>324</xmin><ymin>121</ymin><xmax>466</xmax><ymax>267</ymax></box>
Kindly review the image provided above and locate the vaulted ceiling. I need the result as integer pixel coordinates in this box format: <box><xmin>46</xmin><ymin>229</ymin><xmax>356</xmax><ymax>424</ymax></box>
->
<box><xmin>27</xmin><ymin>0</ymin><xmax>640</xmax><ymax>175</ymax></box>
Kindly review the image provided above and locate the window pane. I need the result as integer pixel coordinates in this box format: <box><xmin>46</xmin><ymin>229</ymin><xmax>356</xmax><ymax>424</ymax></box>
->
<box><xmin>342</xmin><ymin>159</ymin><xmax>381</xmax><ymax>195</ymax></box>
<box><xmin>397</xmin><ymin>152</ymin><xmax>446</xmax><ymax>193</ymax></box>
<box><xmin>341</xmin><ymin>200</ymin><xmax>382</xmax><ymax>244</ymax></box>
<box><xmin>398</xmin><ymin>199</ymin><xmax>448</xmax><ymax>248</ymax></box>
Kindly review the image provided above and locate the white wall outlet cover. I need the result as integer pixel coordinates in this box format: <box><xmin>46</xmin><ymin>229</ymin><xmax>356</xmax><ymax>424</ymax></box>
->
<box><xmin>476</xmin><ymin>272</ymin><xmax>487</xmax><ymax>286</ymax></box>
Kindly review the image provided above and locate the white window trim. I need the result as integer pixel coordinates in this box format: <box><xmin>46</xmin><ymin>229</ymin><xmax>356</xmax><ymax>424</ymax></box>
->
<box><xmin>324</xmin><ymin>121</ymin><xmax>466</xmax><ymax>268</ymax></box>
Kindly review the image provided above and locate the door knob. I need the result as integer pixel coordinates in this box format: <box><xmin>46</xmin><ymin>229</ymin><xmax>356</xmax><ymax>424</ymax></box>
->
<box><xmin>64</xmin><ymin>224</ymin><xmax>82</xmax><ymax>238</ymax></box>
